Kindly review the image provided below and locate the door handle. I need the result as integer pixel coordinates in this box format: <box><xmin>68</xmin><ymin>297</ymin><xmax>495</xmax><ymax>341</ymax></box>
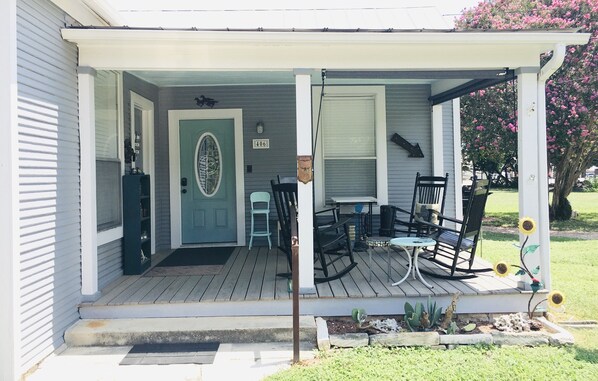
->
<box><xmin>181</xmin><ymin>177</ymin><xmax>188</xmax><ymax>186</ymax></box>
<box><xmin>181</xmin><ymin>189</ymin><xmax>187</xmax><ymax>194</ymax></box>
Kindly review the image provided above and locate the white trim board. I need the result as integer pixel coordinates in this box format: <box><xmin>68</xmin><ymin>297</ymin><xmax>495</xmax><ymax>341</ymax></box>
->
<box><xmin>130</xmin><ymin>91</ymin><xmax>156</xmax><ymax>254</ymax></box>
<box><xmin>168</xmin><ymin>109</ymin><xmax>246</xmax><ymax>248</ymax></box>
<box><xmin>0</xmin><ymin>0</ymin><xmax>19</xmax><ymax>378</ymax></box>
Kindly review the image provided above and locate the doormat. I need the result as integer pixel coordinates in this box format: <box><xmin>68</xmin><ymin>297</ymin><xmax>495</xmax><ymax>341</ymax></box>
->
<box><xmin>120</xmin><ymin>342</ymin><xmax>220</xmax><ymax>365</ymax></box>
<box><xmin>144</xmin><ymin>247</ymin><xmax>234</xmax><ymax>277</ymax></box>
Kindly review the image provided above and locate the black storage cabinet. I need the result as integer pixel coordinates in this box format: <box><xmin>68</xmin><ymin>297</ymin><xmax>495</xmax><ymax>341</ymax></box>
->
<box><xmin>122</xmin><ymin>174</ymin><xmax>151</xmax><ymax>274</ymax></box>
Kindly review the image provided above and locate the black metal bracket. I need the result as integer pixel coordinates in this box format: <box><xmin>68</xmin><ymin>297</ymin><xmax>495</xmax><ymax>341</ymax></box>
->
<box><xmin>390</xmin><ymin>133</ymin><xmax>424</xmax><ymax>158</ymax></box>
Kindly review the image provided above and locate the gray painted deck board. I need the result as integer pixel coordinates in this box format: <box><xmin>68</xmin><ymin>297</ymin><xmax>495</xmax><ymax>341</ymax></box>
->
<box><xmin>94</xmin><ymin>246</ymin><xmax>521</xmax><ymax>309</ymax></box>
<box><xmin>171</xmin><ymin>276</ymin><xmax>201</xmax><ymax>303</ymax></box>
<box><xmin>215</xmin><ymin>248</ymin><xmax>248</xmax><ymax>302</ymax></box>
<box><xmin>124</xmin><ymin>277</ymin><xmax>165</xmax><ymax>305</ymax></box>
<box><xmin>230</xmin><ymin>246</ymin><xmax>260</xmax><ymax>301</ymax></box>
<box><xmin>246</xmin><ymin>246</ymin><xmax>269</xmax><ymax>300</ymax></box>
<box><xmin>155</xmin><ymin>276</ymin><xmax>192</xmax><ymax>304</ymax></box>
<box><xmin>187</xmin><ymin>276</ymin><xmax>214</xmax><ymax>303</ymax></box>
<box><xmin>139</xmin><ymin>277</ymin><xmax>176</xmax><ymax>304</ymax></box>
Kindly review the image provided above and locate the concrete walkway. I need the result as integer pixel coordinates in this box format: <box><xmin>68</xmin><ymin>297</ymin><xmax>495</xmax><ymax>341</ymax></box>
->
<box><xmin>26</xmin><ymin>342</ymin><xmax>315</xmax><ymax>381</ymax></box>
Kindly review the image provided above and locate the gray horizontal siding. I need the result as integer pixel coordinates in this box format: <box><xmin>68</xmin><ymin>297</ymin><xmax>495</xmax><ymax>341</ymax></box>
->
<box><xmin>17</xmin><ymin>0</ymin><xmax>81</xmax><ymax>373</ymax></box>
<box><xmin>386</xmin><ymin>85</ymin><xmax>433</xmax><ymax>211</ymax></box>
<box><xmin>157</xmin><ymin>83</ymin><xmax>441</xmax><ymax>244</ymax></box>
<box><xmin>98</xmin><ymin>239</ymin><xmax>124</xmax><ymax>290</ymax></box>
<box><xmin>158</xmin><ymin>85</ymin><xmax>297</xmax><ymax>247</ymax></box>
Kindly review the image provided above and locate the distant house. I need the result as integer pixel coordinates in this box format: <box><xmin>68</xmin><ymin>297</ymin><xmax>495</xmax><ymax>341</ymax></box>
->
<box><xmin>0</xmin><ymin>0</ymin><xmax>589</xmax><ymax>379</ymax></box>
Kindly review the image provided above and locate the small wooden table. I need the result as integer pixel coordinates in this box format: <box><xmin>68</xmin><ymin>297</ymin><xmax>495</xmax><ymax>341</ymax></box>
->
<box><xmin>389</xmin><ymin>237</ymin><xmax>436</xmax><ymax>288</ymax></box>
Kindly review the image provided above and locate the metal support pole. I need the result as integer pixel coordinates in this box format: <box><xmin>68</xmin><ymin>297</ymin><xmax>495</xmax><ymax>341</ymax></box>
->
<box><xmin>291</xmin><ymin>206</ymin><xmax>300</xmax><ymax>364</ymax></box>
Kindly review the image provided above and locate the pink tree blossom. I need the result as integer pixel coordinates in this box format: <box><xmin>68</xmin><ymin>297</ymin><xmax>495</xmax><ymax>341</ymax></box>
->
<box><xmin>457</xmin><ymin>0</ymin><xmax>597</xmax><ymax>220</ymax></box>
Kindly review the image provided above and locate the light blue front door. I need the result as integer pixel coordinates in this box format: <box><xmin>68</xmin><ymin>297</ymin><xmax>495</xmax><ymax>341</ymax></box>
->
<box><xmin>179</xmin><ymin>119</ymin><xmax>236</xmax><ymax>244</ymax></box>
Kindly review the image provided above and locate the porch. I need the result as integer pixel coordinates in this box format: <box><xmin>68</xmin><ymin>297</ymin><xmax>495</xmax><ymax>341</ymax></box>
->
<box><xmin>81</xmin><ymin>245</ymin><xmax>530</xmax><ymax>319</ymax></box>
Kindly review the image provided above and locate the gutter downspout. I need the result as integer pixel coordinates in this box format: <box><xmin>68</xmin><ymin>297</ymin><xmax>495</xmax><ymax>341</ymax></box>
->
<box><xmin>536</xmin><ymin>44</ymin><xmax>566</xmax><ymax>290</ymax></box>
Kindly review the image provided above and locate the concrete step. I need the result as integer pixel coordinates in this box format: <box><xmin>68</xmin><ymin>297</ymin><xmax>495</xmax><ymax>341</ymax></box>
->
<box><xmin>65</xmin><ymin>316</ymin><xmax>317</xmax><ymax>347</ymax></box>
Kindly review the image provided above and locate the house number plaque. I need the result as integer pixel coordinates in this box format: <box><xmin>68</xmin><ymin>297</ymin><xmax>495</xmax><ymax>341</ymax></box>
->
<box><xmin>252</xmin><ymin>139</ymin><xmax>270</xmax><ymax>149</ymax></box>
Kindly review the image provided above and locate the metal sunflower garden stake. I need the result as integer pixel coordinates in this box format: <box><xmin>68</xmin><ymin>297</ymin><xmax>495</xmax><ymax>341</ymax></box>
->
<box><xmin>493</xmin><ymin>217</ymin><xmax>565</xmax><ymax>319</ymax></box>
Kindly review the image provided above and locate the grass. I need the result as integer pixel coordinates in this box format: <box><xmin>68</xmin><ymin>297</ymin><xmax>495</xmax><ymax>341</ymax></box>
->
<box><xmin>484</xmin><ymin>189</ymin><xmax>598</xmax><ymax>232</ymax></box>
<box><xmin>265</xmin><ymin>190</ymin><xmax>598</xmax><ymax>380</ymax></box>
<box><xmin>266</xmin><ymin>346</ymin><xmax>598</xmax><ymax>381</ymax></box>
<box><xmin>479</xmin><ymin>232</ymin><xmax>598</xmax><ymax>323</ymax></box>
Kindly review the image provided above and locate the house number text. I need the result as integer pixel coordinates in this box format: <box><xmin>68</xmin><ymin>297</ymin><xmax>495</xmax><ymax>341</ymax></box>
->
<box><xmin>252</xmin><ymin>139</ymin><xmax>270</xmax><ymax>149</ymax></box>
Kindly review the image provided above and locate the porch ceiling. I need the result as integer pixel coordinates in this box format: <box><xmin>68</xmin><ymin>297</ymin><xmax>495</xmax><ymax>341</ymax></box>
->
<box><xmin>128</xmin><ymin>70</ymin><xmax>476</xmax><ymax>87</ymax></box>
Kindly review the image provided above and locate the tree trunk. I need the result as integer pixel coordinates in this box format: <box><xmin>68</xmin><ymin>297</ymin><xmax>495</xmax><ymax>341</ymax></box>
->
<box><xmin>550</xmin><ymin>143</ymin><xmax>596</xmax><ymax>221</ymax></box>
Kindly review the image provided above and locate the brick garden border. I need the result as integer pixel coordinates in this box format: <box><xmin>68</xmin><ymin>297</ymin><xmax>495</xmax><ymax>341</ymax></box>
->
<box><xmin>316</xmin><ymin>317</ymin><xmax>574</xmax><ymax>350</ymax></box>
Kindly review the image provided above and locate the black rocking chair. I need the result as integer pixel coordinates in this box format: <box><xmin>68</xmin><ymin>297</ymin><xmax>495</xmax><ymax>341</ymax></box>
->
<box><xmin>271</xmin><ymin>180</ymin><xmax>358</xmax><ymax>283</ymax></box>
<box><xmin>381</xmin><ymin>172</ymin><xmax>449</xmax><ymax>237</ymax></box>
<box><xmin>418</xmin><ymin>177</ymin><xmax>492</xmax><ymax>279</ymax></box>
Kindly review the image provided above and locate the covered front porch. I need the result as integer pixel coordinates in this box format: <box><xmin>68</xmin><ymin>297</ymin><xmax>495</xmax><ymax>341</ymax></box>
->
<box><xmin>81</xmin><ymin>245</ymin><xmax>528</xmax><ymax>319</ymax></box>
<box><xmin>62</xmin><ymin>26</ymin><xmax>590</xmax><ymax>314</ymax></box>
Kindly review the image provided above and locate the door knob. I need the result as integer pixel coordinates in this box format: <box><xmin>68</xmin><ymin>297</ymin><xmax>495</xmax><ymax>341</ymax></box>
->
<box><xmin>181</xmin><ymin>189</ymin><xmax>187</xmax><ymax>194</ymax></box>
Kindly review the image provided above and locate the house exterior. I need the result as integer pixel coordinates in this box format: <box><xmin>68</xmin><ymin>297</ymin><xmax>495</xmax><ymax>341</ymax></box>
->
<box><xmin>0</xmin><ymin>0</ymin><xmax>590</xmax><ymax>379</ymax></box>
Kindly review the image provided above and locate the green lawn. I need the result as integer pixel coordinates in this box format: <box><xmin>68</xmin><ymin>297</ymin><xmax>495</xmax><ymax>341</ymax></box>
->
<box><xmin>266</xmin><ymin>190</ymin><xmax>598</xmax><ymax>380</ymax></box>
<box><xmin>484</xmin><ymin>189</ymin><xmax>598</xmax><ymax>232</ymax></box>
<box><xmin>266</xmin><ymin>345</ymin><xmax>598</xmax><ymax>381</ymax></box>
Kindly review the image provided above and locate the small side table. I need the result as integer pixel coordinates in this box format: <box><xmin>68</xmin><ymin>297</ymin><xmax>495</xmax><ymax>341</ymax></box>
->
<box><xmin>389</xmin><ymin>237</ymin><xmax>436</xmax><ymax>288</ymax></box>
<box><xmin>366</xmin><ymin>236</ymin><xmax>392</xmax><ymax>282</ymax></box>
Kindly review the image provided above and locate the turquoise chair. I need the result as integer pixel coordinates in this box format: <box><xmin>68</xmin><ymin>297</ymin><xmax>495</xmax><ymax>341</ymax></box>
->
<box><xmin>249</xmin><ymin>191</ymin><xmax>272</xmax><ymax>250</ymax></box>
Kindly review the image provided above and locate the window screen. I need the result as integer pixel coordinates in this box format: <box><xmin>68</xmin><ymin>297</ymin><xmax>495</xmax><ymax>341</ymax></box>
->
<box><xmin>95</xmin><ymin>71</ymin><xmax>121</xmax><ymax>231</ymax></box>
<box><xmin>321</xmin><ymin>96</ymin><xmax>377</xmax><ymax>203</ymax></box>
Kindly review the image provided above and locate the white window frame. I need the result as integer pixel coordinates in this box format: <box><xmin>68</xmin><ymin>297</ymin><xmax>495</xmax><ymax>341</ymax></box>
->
<box><xmin>97</xmin><ymin>71</ymin><xmax>124</xmax><ymax>246</ymax></box>
<box><xmin>312</xmin><ymin>85</ymin><xmax>388</xmax><ymax>211</ymax></box>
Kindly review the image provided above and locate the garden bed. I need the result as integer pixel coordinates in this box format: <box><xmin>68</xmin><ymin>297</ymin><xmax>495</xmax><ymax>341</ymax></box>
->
<box><xmin>317</xmin><ymin>315</ymin><xmax>574</xmax><ymax>350</ymax></box>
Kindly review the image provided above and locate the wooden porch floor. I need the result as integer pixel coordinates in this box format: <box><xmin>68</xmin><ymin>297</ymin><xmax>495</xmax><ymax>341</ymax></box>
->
<box><xmin>82</xmin><ymin>246</ymin><xmax>527</xmax><ymax>319</ymax></box>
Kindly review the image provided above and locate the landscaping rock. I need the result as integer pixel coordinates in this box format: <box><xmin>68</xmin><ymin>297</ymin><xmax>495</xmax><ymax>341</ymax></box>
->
<box><xmin>369</xmin><ymin>332</ymin><xmax>439</xmax><ymax>347</ymax></box>
<box><xmin>316</xmin><ymin>317</ymin><xmax>330</xmax><ymax>351</ymax></box>
<box><xmin>439</xmin><ymin>333</ymin><xmax>493</xmax><ymax>345</ymax></box>
<box><xmin>330</xmin><ymin>333</ymin><xmax>369</xmax><ymax>348</ymax></box>
<box><xmin>537</xmin><ymin>317</ymin><xmax>575</xmax><ymax>346</ymax></box>
<box><xmin>492</xmin><ymin>332</ymin><xmax>550</xmax><ymax>346</ymax></box>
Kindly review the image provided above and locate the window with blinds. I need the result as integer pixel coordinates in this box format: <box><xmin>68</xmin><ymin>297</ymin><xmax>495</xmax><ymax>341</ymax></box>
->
<box><xmin>321</xmin><ymin>96</ymin><xmax>377</xmax><ymax>203</ymax></box>
<box><xmin>95</xmin><ymin>71</ymin><xmax>122</xmax><ymax>231</ymax></box>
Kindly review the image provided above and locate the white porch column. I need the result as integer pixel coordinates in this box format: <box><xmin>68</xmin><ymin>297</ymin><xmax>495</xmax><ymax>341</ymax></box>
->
<box><xmin>431</xmin><ymin>104</ymin><xmax>444</xmax><ymax>176</ymax></box>
<box><xmin>78</xmin><ymin>66</ymin><xmax>100</xmax><ymax>300</ymax></box>
<box><xmin>0</xmin><ymin>0</ymin><xmax>20</xmax><ymax>379</ymax></box>
<box><xmin>516</xmin><ymin>68</ymin><xmax>542</xmax><ymax>288</ymax></box>
<box><xmin>294</xmin><ymin>69</ymin><xmax>316</xmax><ymax>293</ymax></box>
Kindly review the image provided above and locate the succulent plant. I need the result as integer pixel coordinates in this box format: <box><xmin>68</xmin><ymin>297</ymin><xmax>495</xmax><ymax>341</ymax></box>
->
<box><xmin>351</xmin><ymin>308</ymin><xmax>367</xmax><ymax>328</ymax></box>
<box><xmin>404</xmin><ymin>297</ymin><xmax>443</xmax><ymax>332</ymax></box>
<box><xmin>446</xmin><ymin>321</ymin><xmax>459</xmax><ymax>335</ymax></box>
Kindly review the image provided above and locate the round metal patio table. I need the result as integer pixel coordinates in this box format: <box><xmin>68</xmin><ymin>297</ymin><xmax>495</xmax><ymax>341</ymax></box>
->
<box><xmin>389</xmin><ymin>237</ymin><xmax>436</xmax><ymax>289</ymax></box>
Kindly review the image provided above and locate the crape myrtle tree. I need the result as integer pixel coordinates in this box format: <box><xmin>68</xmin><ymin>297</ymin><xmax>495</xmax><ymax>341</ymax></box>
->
<box><xmin>456</xmin><ymin>0</ymin><xmax>597</xmax><ymax>220</ymax></box>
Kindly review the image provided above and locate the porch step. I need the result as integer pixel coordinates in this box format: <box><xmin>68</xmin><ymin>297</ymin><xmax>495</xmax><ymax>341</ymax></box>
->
<box><xmin>64</xmin><ymin>316</ymin><xmax>317</xmax><ymax>347</ymax></box>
